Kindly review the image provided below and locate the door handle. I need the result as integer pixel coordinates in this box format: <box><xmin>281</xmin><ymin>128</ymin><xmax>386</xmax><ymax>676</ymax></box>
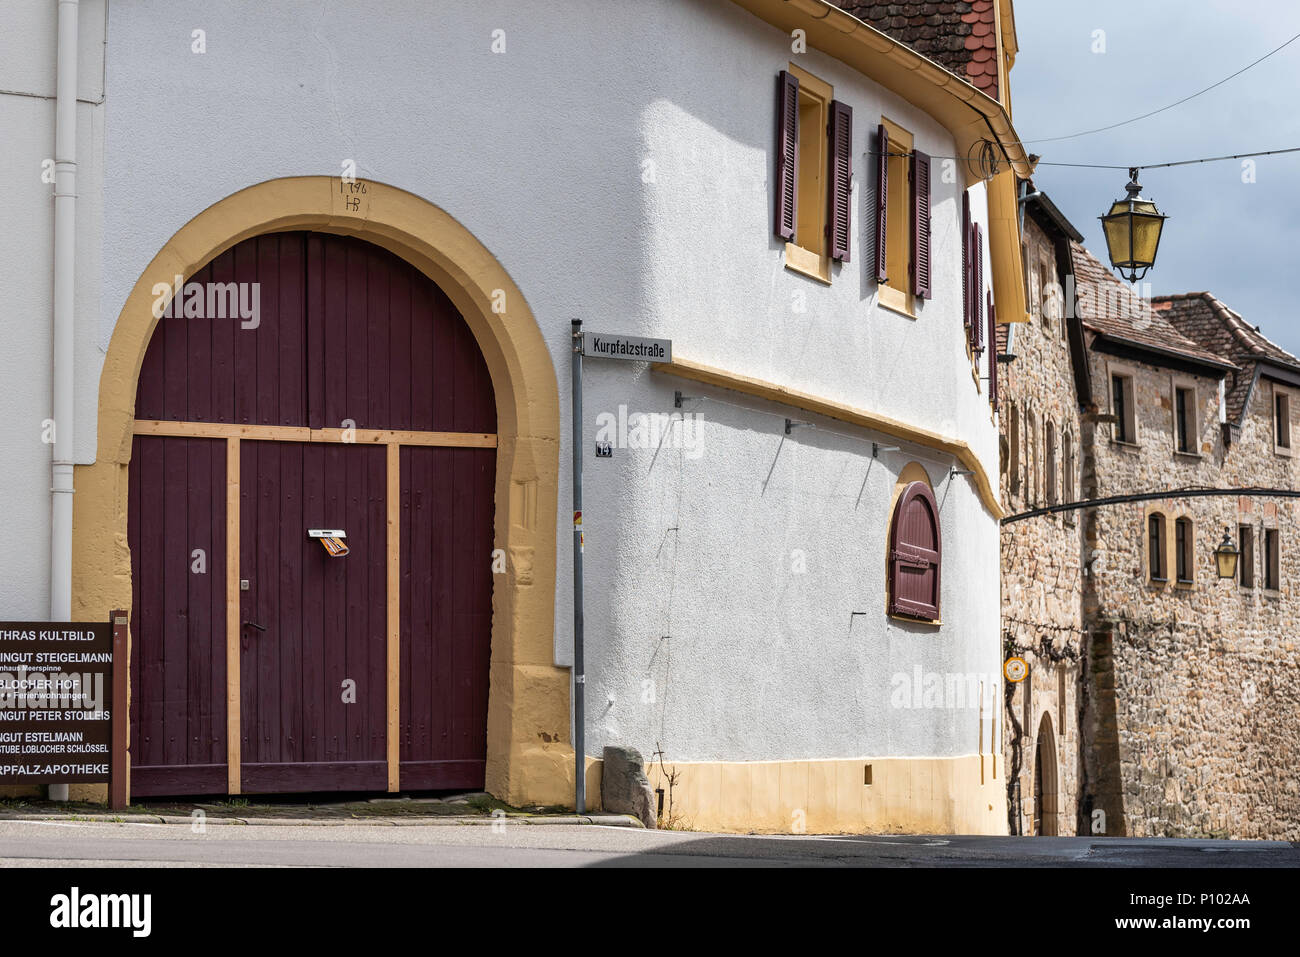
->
<box><xmin>242</xmin><ymin>620</ymin><xmax>267</xmax><ymax>632</ymax></box>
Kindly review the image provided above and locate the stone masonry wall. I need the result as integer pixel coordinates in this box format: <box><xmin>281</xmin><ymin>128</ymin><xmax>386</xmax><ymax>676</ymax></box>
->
<box><xmin>998</xmin><ymin>214</ymin><xmax>1082</xmax><ymax>836</ymax></box>
<box><xmin>1082</xmin><ymin>341</ymin><xmax>1300</xmax><ymax>839</ymax></box>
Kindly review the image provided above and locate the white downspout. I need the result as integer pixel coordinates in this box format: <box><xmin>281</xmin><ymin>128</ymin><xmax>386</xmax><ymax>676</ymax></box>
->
<box><xmin>49</xmin><ymin>0</ymin><xmax>80</xmax><ymax>803</ymax></box>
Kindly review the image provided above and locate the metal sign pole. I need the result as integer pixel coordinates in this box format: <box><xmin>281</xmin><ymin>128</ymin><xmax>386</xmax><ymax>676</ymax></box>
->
<box><xmin>571</xmin><ymin>319</ymin><xmax>586</xmax><ymax>814</ymax></box>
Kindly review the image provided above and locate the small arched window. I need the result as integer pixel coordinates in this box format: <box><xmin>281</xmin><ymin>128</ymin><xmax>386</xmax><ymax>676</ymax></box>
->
<box><xmin>1028</xmin><ymin>413</ymin><xmax>1038</xmax><ymax>505</ymax></box>
<box><xmin>888</xmin><ymin>481</ymin><xmax>941</xmax><ymax>621</ymax></box>
<box><xmin>1063</xmin><ymin>430</ymin><xmax>1075</xmax><ymax>503</ymax></box>
<box><xmin>1046</xmin><ymin>420</ymin><xmax>1058</xmax><ymax>505</ymax></box>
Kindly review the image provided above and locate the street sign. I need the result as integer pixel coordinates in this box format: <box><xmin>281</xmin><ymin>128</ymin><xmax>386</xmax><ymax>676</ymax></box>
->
<box><xmin>581</xmin><ymin>332</ymin><xmax>671</xmax><ymax>363</ymax></box>
<box><xmin>0</xmin><ymin>621</ymin><xmax>114</xmax><ymax>785</ymax></box>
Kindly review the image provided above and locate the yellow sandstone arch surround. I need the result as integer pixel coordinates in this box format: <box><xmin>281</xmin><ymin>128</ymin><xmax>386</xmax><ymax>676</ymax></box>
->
<box><xmin>73</xmin><ymin>176</ymin><xmax>571</xmax><ymax>806</ymax></box>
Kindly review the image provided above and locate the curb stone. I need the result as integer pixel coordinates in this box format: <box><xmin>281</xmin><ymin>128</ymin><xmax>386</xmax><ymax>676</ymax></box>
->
<box><xmin>0</xmin><ymin>811</ymin><xmax>644</xmax><ymax>828</ymax></box>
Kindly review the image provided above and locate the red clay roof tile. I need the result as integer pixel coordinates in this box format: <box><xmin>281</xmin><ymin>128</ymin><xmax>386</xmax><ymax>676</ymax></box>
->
<box><xmin>1154</xmin><ymin>291</ymin><xmax>1300</xmax><ymax>424</ymax></box>
<box><xmin>835</xmin><ymin>2</ymin><xmax>999</xmax><ymax>99</ymax></box>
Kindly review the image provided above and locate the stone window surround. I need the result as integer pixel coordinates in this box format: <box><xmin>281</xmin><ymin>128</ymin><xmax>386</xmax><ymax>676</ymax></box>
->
<box><xmin>1169</xmin><ymin>374</ymin><xmax>1201</xmax><ymax>459</ymax></box>
<box><xmin>1146</xmin><ymin>507</ymin><xmax>1169</xmax><ymax>584</ymax></box>
<box><xmin>1173</xmin><ymin>515</ymin><xmax>1195</xmax><ymax>587</ymax></box>
<box><xmin>1238</xmin><ymin>522</ymin><xmax>1256</xmax><ymax>590</ymax></box>
<box><xmin>1262</xmin><ymin>522</ymin><xmax>1282</xmax><ymax>594</ymax></box>
<box><xmin>1038</xmin><ymin>251</ymin><xmax>1055</xmax><ymax>331</ymax></box>
<box><xmin>1143</xmin><ymin>505</ymin><xmax>1199</xmax><ymax>589</ymax></box>
<box><xmin>1272</xmin><ymin>381</ymin><xmax>1295</xmax><ymax>458</ymax></box>
<box><xmin>1061</xmin><ymin>428</ymin><xmax>1076</xmax><ymax>526</ymax></box>
<box><xmin>1045</xmin><ymin>418</ymin><xmax>1058</xmax><ymax>505</ymax></box>
<box><xmin>1107</xmin><ymin>360</ymin><xmax>1140</xmax><ymax>449</ymax></box>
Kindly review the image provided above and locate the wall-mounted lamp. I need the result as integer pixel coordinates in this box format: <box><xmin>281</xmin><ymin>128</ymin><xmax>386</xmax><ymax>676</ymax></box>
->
<box><xmin>872</xmin><ymin>442</ymin><xmax>901</xmax><ymax>458</ymax></box>
<box><xmin>785</xmin><ymin>418</ymin><xmax>810</xmax><ymax>435</ymax></box>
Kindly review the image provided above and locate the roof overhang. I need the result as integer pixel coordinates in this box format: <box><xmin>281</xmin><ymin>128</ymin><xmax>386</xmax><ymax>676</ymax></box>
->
<box><xmin>729</xmin><ymin>0</ymin><xmax>1035</xmax><ymax>186</ymax></box>
<box><xmin>1256</xmin><ymin>359</ymin><xmax>1300</xmax><ymax>389</ymax></box>
<box><xmin>1025</xmin><ymin>189</ymin><xmax>1084</xmax><ymax>243</ymax></box>
<box><xmin>1086</xmin><ymin>328</ymin><xmax>1238</xmax><ymax>378</ymax></box>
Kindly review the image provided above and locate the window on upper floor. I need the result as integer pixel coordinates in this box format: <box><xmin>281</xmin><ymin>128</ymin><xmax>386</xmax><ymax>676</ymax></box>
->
<box><xmin>1174</xmin><ymin>384</ymin><xmax>1197</xmax><ymax>455</ymax></box>
<box><xmin>1063</xmin><ymin>429</ymin><xmax>1075</xmax><ymax>519</ymax></box>
<box><xmin>1007</xmin><ymin>403</ymin><xmax>1021</xmax><ymax>495</ymax></box>
<box><xmin>1239</xmin><ymin>524</ymin><xmax>1255</xmax><ymax>588</ymax></box>
<box><xmin>1264</xmin><ymin>528</ymin><xmax>1280</xmax><ymax>591</ymax></box>
<box><xmin>1038</xmin><ymin>257</ymin><xmax>1053</xmax><ymax>331</ymax></box>
<box><xmin>1045</xmin><ymin>420</ymin><xmax>1058</xmax><ymax>505</ymax></box>
<box><xmin>1026</xmin><ymin>247</ymin><xmax>1040</xmax><ymax>321</ymax></box>
<box><xmin>775</xmin><ymin>66</ymin><xmax>852</xmax><ymax>284</ymax></box>
<box><xmin>1274</xmin><ymin>385</ymin><xmax>1293</xmax><ymax>454</ymax></box>
<box><xmin>887</xmin><ymin>480</ymin><xmax>941</xmax><ymax>622</ymax></box>
<box><xmin>961</xmin><ymin>198</ymin><xmax>985</xmax><ymax>360</ymax></box>
<box><xmin>873</xmin><ymin>117</ymin><xmax>931</xmax><ymax>315</ymax></box>
<box><xmin>1026</xmin><ymin>414</ymin><xmax>1037</xmax><ymax>505</ymax></box>
<box><xmin>1148</xmin><ymin>512</ymin><xmax>1167</xmax><ymax>582</ymax></box>
<box><xmin>1175</xmin><ymin>517</ymin><xmax>1194</xmax><ymax>584</ymax></box>
<box><xmin>1111</xmin><ymin>372</ymin><xmax>1136</xmax><ymax>444</ymax></box>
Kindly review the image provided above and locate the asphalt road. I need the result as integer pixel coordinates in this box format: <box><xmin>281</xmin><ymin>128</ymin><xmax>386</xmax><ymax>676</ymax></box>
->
<box><xmin>1</xmin><ymin>820</ymin><xmax>1296</xmax><ymax>867</ymax></box>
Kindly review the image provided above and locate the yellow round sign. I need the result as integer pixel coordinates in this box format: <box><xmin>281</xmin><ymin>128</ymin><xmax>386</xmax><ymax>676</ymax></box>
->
<box><xmin>1004</xmin><ymin>656</ymin><xmax>1028</xmax><ymax>683</ymax></box>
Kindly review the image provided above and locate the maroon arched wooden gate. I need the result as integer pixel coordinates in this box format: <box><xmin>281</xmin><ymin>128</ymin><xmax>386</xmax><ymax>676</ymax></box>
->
<box><xmin>128</xmin><ymin>231</ymin><xmax>497</xmax><ymax>796</ymax></box>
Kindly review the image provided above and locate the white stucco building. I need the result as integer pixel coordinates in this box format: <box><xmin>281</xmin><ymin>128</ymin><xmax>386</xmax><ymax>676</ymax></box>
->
<box><xmin>1</xmin><ymin>0</ymin><xmax>1033</xmax><ymax>832</ymax></box>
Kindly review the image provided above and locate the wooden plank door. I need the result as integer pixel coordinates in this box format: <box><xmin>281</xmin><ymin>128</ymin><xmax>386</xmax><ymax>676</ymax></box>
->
<box><xmin>399</xmin><ymin>446</ymin><xmax>495</xmax><ymax>789</ymax></box>
<box><xmin>128</xmin><ymin>435</ymin><xmax>228</xmax><ymax>796</ymax></box>
<box><xmin>131</xmin><ymin>229</ymin><xmax>498</xmax><ymax>798</ymax></box>
<box><xmin>238</xmin><ymin>440</ymin><xmax>387</xmax><ymax>793</ymax></box>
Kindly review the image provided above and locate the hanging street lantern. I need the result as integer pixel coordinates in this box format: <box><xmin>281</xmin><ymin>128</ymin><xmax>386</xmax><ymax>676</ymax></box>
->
<box><xmin>1214</xmin><ymin>527</ymin><xmax>1240</xmax><ymax>580</ymax></box>
<box><xmin>1100</xmin><ymin>167</ymin><xmax>1168</xmax><ymax>283</ymax></box>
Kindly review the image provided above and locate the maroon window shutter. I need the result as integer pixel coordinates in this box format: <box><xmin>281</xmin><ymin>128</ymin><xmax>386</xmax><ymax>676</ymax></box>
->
<box><xmin>827</xmin><ymin>100</ymin><xmax>853</xmax><ymax>262</ymax></box>
<box><xmin>874</xmin><ymin>124</ymin><xmax>889</xmax><ymax>282</ymax></box>
<box><xmin>888</xmin><ymin>481</ymin><xmax>941</xmax><ymax>620</ymax></box>
<box><xmin>971</xmin><ymin>223</ymin><xmax>985</xmax><ymax>353</ymax></box>
<box><xmin>775</xmin><ymin>71</ymin><xmax>799</xmax><ymax>242</ymax></box>
<box><xmin>910</xmin><ymin>149</ymin><xmax>932</xmax><ymax>298</ymax></box>
<box><xmin>987</xmin><ymin>292</ymin><xmax>999</xmax><ymax>409</ymax></box>
<box><xmin>961</xmin><ymin>192</ymin><xmax>971</xmax><ymax>329</ymax></box>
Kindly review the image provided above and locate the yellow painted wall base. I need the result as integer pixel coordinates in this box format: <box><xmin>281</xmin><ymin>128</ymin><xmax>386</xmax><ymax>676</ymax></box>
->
<box><xmin>641</xmin><ymin>754</ymin><xmax>1006</xmax><ymax>834</ymax></box>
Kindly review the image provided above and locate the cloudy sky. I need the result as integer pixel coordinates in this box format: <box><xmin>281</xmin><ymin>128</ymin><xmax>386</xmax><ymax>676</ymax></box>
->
<box><xmin>1010</xmin><ymin>0</ymin><xmax>1300</xmax><ymax>354</ymax></box>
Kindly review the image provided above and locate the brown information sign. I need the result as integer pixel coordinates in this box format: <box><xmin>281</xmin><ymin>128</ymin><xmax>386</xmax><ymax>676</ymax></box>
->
<box><xmin>0</xmin><ymin>621</ymin><xmax>114</xmax><ymax>785</ymax></box>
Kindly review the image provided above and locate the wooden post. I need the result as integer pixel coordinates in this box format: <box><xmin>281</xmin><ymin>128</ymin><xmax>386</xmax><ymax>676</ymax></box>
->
<box><xmin>386</xmin><ymin>442</ymin><xmax>400</xmax><ymax>793</ymax></box>
<box><xmin>109</xmin><ymin>608</ymin><xmax>129</xmax><ymax>809</ymax></box>
<box><xmin>226</xmin><ymin>437</ymin><xmax>241</xmax><ymax>794</ymax></box>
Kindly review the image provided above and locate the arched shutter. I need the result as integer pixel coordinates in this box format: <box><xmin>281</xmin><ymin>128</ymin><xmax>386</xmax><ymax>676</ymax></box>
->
<box><xmin>775</xmin><ymin>71</ymin><xmax>799</xmax><ymax>242</ymax></box>
<box><xmin>888</xmin><ymin>481</ymin><xmax>941</xmax><ymax>620</ymax></box>
<box><xmin>827</xmin><ymin>100</ymin><xmax>853</xmax><ymax>262</ymax></box>
<box><xmin>910</xmin><ymin>149</ymin><xmax>931</xmax><ymax>298</ymax></box>
<box><xmin>874</xmin><ymin>123</ymin><xmax>889</xmax><ymax>283</ymax></box>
